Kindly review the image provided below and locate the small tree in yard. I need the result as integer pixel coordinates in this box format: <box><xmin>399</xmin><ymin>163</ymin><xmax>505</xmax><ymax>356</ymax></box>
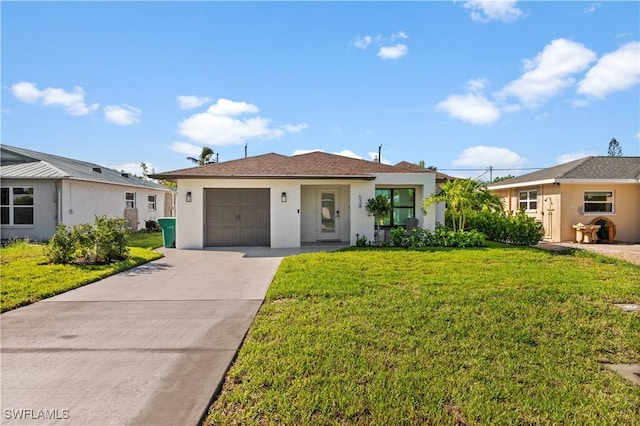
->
<box><xmin>423</xmin><ymin>178</ymin><xmax>503</xmax><ymax>231</ymax></box>
<box><xmin>365</xmin><ymin>194</ymin><xmax>391</xmax><ymax>244</ymax></box>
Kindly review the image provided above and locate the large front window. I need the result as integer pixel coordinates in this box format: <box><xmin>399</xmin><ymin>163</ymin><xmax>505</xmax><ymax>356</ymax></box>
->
<box><xmin>584</xmin><ymin>191</ymin><xmax>614</xmax><ymax>214</ymax></box>
<box><xmin>1</xmin><ymin>187</ymin><xmax>34</xmax><ymax>225</ymax></box>
<box><xmin>375</xmin><ymin>188</ymin><xmax>415</xmax><ymax>227</ymax></box>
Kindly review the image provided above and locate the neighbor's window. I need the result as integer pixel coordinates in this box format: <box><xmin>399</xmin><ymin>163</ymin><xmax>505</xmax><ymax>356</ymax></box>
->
<box><xmin>125</xmin><ymin>192</ymin><xmax>136</xmax><ymax>209</ymax></box>
<box><xmin>374</xmin><ymin>188</ymin><xmax>415</xmax><ymax>227</ymax></box>
<box><xmin>519</xmin><ymin>190</ymin><xmax>537</xmax><ymax>211</ymax></box>
<box><xmin>1</xmin><ymin>187</ymin><xmax>34</xmax><ymax>225</ymax></box>
<box><xmin>148</xmin><ymin>195</ymin><xmax>156</xmax><ymax>211</ymax></box>
<box><xmin>584</xmin><ymin>191</ymin><xmax>614</xmax><ymax>214</ymax></box>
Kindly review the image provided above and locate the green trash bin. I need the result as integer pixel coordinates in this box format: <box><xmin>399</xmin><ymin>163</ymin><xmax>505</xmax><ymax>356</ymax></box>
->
<box><xmin>157</xmin><ymin>217</ymin><xmax>176</xmax><ymax>248</ymax></box>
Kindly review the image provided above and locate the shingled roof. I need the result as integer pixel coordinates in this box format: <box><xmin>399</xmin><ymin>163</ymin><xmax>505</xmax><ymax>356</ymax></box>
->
<box><xmin>393</xmin><ymin>161</ymin><xmax>452</xmax><ymax>182</ymax></box>
<box><xmin>488</xmin><ymin>156</ymin><xmax>640</xmax><ymax>189</ymax></box>
<box><xmin>151</xmin><ymin>151</ymin><xmax>426</xmax><ymax>180</ymax></box>
<box><xmin>0</xmin><ymin>144</ymin><xmax>171</xmax><ymax>191</ymax></box>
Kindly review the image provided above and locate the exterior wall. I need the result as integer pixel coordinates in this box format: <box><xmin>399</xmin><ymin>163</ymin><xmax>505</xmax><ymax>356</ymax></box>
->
<box><xmin>492</xmin><ymin>183</ymin><xmax>639</xmax><ymax>243</ymax></box>
<box><xmin>1</xmin><ymin>179</ymin><xmax>57</xmax><ymax>242</ymax></box>
<box><xmin>175</xmin><ymin>174</ymin><xmax>435</xmax><ymax>249</ymax></box>
<box><xmin>1</xmin><ymin>178</ymin><xmax>172</xmax><ymax>241</ymax></box>
<box><xmin>559</xmin><ymin>183</ymin><xmax>639</xmax><ymax>243</ymax></box>
<box><xmin>176</xmin><ymin>178</ymin><xmax>304</xmax><ymax>249</ymax></box>
<box><xmin>493</xmin><ymin>184</ymin><xmax>562</xmax><ymax>242</ymax></box>
<box><xmin>63</xmin><ymin>180</ymin><xmax>171</xmax><ymax>231</ymax></box>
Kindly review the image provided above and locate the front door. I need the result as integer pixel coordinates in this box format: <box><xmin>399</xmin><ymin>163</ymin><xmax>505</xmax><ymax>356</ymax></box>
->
<box><xmin>317</xmin><ymin>188</ymin><xmax>340</xmax><ymax>240</ymax></box>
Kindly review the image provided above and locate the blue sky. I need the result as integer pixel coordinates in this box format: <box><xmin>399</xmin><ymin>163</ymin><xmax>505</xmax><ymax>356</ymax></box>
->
<box><xmin>2</xmin><ymin>1</ymin><xmax>639</xmax><ymax>179</ymax></box>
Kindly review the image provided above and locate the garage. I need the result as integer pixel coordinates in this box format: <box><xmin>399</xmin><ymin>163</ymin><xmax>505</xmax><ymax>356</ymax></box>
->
<box><xmin>204</xmin><ymin>188</ymin><xmax>270</xmax><ymax>246</ymax></box>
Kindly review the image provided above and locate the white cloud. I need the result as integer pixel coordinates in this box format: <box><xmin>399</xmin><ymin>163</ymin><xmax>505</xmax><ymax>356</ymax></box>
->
<box><xmin>354</xmin><ymin>36</ymin><xmax>372</xmax><ymax>50</ymax></box>
<box><xmin>436</xmin><ymin>92</ymin><xmax>501</xmax><ymax>125</ymax></box>
<box><xmin>390</xmin><ymin>31</ymin><xmax>409</xmax><ymax>41</ymax></box>
<box><xmin>178</xmin><ymin>98</ymin><xmax>307</xmax><ymax>146</ymax></box>
<box><xmin>584</xmin><ymin>2</ymin><xmax>601</xmax><ymax>14</ymax></box>
<box><xmin>499</xmin><ymin>39</ymin><xmax>596</xmax><ymax>107</ymax></box>
<box><xmin>636</xmin><ymin>131</ymin><xmax>640</xmax><ymax>140</ymax></box>
<box><xmin>577</xmin><ymin>41</ymin><xmax>640</xmax><ymax>99</ymax></box>
<box><xmin>177</xmin><ymin>95</ymin><xmax>211</xmax><ymax>110</ymax></box>
<box><xmin>104</xmin><ymin>104</ymin><xmax>141</xmax><ymax>126</ymax></box>
<box><xmin>464</xmin><ymin>0</ymin><xmax>523</xmax><ymax>23</ymax></box>
<box><xmin>556</xmin><ymin>151</ymin><xmax>595</xmax><ymax>164</ymax></box>
<box><xmin>378</xmin><ymin>44</ymin><xmax>408</xmax><ymax>60</ymax></box>
<box><xmin>353</xmin><ymin>32</ymin><xmax>409</xmax><ymax>60</ymax></box>
<box><xmin>170</xmin><ymin>141</ymin><xmax>204</xmax><ymax>157</ymax></box>
<box><xmin>453</xmin><ymin>146</ymin><xmax>527</xmax><ymax>168</ymax></box>
<box><xmin>10</xmin><ymin>81</ymin><xmax>99</xmax><ymax>116</ymax></box>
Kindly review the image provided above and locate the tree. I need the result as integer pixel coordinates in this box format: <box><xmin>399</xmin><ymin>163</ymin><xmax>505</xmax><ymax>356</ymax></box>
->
<box><xmin>187</xmin><ymin>146</ymin><xmax>216</xmax><ymax>165</ymax></box>
<box><xmin>423</xmin><ymin>179</ymin><xmax>503</xmax><ymax>231</ymax></box>
<box><xmin>365</xmin><ymin>194</ymin><xmax>391</xmax><ymax>244</ymax></box>
<box><xmin>491</xmin><ymin>174</ymin><xmax>515</xmax><ymax>183</ymax></box>
<box><xmin>607</xmin><ymin>138</ymin><xmax>622</xmax><ymax>157</ymax></box>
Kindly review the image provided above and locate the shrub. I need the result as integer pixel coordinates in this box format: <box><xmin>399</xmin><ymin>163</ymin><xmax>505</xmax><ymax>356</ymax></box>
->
<box><xmin>47</xmin><ymin>216</ymin><xmax>130</xmax><ymax>264</ymax></box>
<box><xmin>47</xmin><ymin>224</ymin><xmax>75</xmax><ymax>264</ymax></box>
<box><xmin>467</xmin><ymin>210</ymin><xmax>542</xmax><ymax>246</ymax></box>
<box><xmin>389</xmin><ymin>226</ymin><xmax>486</xmax><ymax>249</ymax></box>
<box><xmin>93</xmin><ymin>216</ymin><xmax>130</xmax><ymax>263</ymax></box>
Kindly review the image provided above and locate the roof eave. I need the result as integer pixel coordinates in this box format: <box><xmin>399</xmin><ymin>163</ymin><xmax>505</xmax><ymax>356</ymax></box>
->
<box><xmin>149</xmin><ymin>174</ymin><xmax>377</xmax><ymax>181</ymax></box>
<box><xmin>488</xmin><ymin>179</ymin><xmax>557</xmax><ymax>190</ymax></box>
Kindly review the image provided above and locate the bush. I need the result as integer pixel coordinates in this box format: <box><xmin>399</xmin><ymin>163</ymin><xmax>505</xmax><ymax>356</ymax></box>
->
<box><xmin>47</xmin><ymin>216</ymin><xmax>130</xmax><ymax>264</ymax></box>
<box><xmin>389</xmin><ymin>226</ymin><xmax>486</xmax><ymax>249</ymax></box>
<box><xmin>47</xmin><ymin>224</ymin><xmax>75</xmax><ymax>264</ymax></box>
<box><xmin>467</xmin><ymin>210</ymin><xmax>543</xmax><ymax>246</ymax></box>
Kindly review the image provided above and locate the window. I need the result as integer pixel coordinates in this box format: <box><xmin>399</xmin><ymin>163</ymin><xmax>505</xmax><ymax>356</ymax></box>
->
<box><xmin>374</xmin><ymin>188</ymin><xmax>415</xmax><ymax>227</ymax></box>
<box><xmin>125</xmin><ymin>192</ymin><xmax>136</xmax><ymax>209</ymax></box>
<box><xmin>518</xmin><ymin>190</ymin><xmax>537</xmax><ymax>211</ymax></box>
<box><xmin>147</xmin><ymin>195</ymin><xmax>156</xmax><ymax>211</ymax></box>
<box><xmin>584</xmin><ymin>191</ymin><xmax>614</xmax><ymax>214</ymax></box>
<box><xmin>1</xmin><ymin>187</ymin><xmax>34</xmax><ymax>225</ymax></box>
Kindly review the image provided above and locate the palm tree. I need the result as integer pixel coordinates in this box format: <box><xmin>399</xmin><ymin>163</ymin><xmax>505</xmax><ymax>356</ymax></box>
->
<box><xmin>423</xmin><ymin>179</ymin><xmax>502</xmax><ymax>231</ymax></box>
<box><xmin>187</xmin><ymin>146</ymin><xmax>216</xmax><ymax>166</ymax></box>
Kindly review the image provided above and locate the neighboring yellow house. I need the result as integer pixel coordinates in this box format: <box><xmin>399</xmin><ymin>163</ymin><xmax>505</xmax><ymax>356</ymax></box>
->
<box><xmin>487</xmin><ymin>156</ymin><xmax>640</xmax><ymax>243</ymax></box>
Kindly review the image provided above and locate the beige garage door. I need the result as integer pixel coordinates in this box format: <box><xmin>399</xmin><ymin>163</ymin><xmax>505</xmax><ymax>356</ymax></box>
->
<box><xmin>205</xmin><ymin>189</ymin><xmax>270</xmax><ymax>246</ymax></box>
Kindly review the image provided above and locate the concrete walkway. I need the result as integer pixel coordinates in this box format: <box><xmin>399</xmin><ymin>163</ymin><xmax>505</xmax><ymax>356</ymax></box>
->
<box><xmin>0</xmin><ymin>247</ymin><xmax>314</xmax><ymax>426</ymax></box>
<box><xmin>536</xmin><ymin>241</ymin><xmax>640</xmax><ymax>265</ymax></box>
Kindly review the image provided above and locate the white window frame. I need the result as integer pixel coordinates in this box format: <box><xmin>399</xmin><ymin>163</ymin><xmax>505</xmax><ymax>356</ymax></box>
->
<box><xmin>518</xmin><ymin>190</ymin><xmax>537</xmax><ymax>211</ymax></box>
<box><xmin>583</xmin><ymin>190</ymin><xmax>614</xmax><ymax>215</ymax></box>
<box><xmin>125</xmin><ymin>192</ymin><xmax>136</xmax><ymax>209</ymax></box>
<box><xmin>147</xmin><ymin>195</ymin><xmax>156</xmax><ymax>211</ymax></box>
<box><xmin>1</xmin><ymin>186</ymin><xmax>35</xmax><ymax>226</ymax></box>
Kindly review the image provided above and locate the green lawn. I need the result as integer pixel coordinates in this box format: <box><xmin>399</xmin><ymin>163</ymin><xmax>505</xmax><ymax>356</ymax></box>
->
<box><xmin>0</xmin><ymin>231</ymin><xmax>164</xmax><ymax>312</ymax></box>
<box><xmin>206</xmin><ymin>246</ymin><xmax>640</xmax><ymax>425</ymax></box>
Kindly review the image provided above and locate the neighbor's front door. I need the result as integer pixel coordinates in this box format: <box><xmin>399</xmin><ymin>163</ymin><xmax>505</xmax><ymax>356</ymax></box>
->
<box><xmin>317</xmin><ymin>188</ymin><xmax>340</xmax><ymax>240</ymax></box>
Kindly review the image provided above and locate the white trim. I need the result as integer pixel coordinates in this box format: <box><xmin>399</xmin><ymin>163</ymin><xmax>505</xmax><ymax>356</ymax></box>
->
<box><xmin>489</xmin><ymin>179</ymin><xmax>556</xmax><ymax>190</ymax></box>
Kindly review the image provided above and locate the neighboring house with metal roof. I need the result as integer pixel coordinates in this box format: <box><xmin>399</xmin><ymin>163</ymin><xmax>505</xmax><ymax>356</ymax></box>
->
<box><xmin>487</xmin><ymin>156</ymin><xmax>640</xmax><ymax>243</ymax></box>
<box><xmin>151</xmin><ymin>151</ymin><xmax>440</xmax><ymax>249</ymax></box>
<box><xmin>1</xmin><ymin>144</ymin><xmax>175</xmax><ymax>242</ymax></box>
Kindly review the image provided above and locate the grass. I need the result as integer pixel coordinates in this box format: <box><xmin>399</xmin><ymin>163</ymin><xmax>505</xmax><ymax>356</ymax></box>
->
<box><xmin>206</xmin><ymin>245</ymin><xmax>640</xmax><ymax>425</ymax></box>
<box><xmin>0</xmin><ymin>230</ymin><xmax>164</xmax><ymax>312</ymax></box>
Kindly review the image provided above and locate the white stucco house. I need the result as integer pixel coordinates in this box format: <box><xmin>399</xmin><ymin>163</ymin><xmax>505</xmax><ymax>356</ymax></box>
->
<box><xmin>1</xmin><ymin>144</ymin><xmax>175</xmax><ymax>242</ymax></box>
<box><xmin>151</xmin><ymin>151</ymin><xmax>441</xmax><ymax>249</ymax></box>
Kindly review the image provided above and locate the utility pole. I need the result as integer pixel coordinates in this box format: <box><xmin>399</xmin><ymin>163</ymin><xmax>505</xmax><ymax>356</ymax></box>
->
<box><xmin>489</xmin><ymin>166</ymin><xmax>493</xmax><ymax>183</ymax></box>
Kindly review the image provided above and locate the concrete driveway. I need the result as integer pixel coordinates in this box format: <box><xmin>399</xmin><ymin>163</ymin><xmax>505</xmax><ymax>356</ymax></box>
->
<box><xmin>1</xmin><ymin>248</ymin><xmax>286</xmax><ymax>426</ymax></box>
